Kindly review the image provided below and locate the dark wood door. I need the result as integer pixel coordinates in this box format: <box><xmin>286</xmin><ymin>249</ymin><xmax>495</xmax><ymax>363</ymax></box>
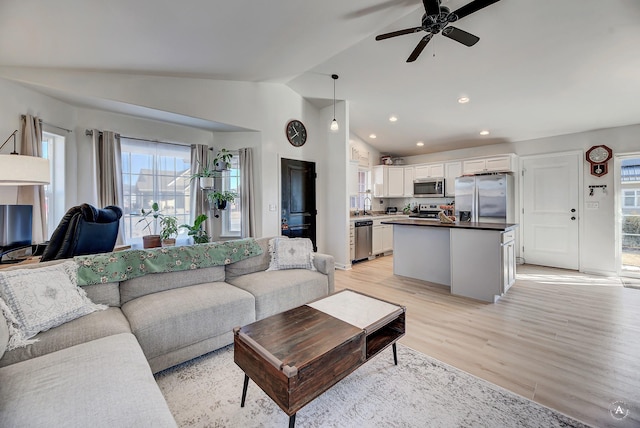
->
<box><xmin>281</xmin><ymin>158</ymin><xmax>317</xmax><ymax>250</ymax></box>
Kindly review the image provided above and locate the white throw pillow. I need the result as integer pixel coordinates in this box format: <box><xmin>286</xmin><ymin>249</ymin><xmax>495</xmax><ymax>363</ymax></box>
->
<box><xmin>0</xmin><ymin>261</ymin><xmax>106</xmax><ymax>350</ymax></box>
<box><xmin>267</xmin><ymin>237</ymin><xmax>316</xmax><ymax>271</ymax></box>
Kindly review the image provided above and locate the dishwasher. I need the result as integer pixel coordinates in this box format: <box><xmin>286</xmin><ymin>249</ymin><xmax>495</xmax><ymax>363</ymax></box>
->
<box><xmin>353</xmin><ymin>220</ymin><xmax>372</xmax><ymax>262</ymax></box>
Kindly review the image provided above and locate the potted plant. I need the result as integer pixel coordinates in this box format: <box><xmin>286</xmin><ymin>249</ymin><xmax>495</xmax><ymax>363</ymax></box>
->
<box><xmin>213</xmin><ymin>148</ymin><xmax>233</xmax><ymax>171</ymax></box>
<box><xmin>207</xmin><ymin>190</ymin><xmax>237</xmax><ymax>210</ymax></box>
<box><xmin>138</xmin><ymin>202</ymin><xmax>163</xmax><ymax>248</ymax></box>
<box><xmin>189</xmin><ymin>159</ymin><xmax>217</xmax><ymax>189</ymax></box>
<box><xmin>179</xmin><ymin>214</ymin><xmax>210</xmax><ymax>244</ymax></box>
<box><xmin>160</xmin><ymin>215</ymin><xmax>179</xmax><ymax>246</ymax></box>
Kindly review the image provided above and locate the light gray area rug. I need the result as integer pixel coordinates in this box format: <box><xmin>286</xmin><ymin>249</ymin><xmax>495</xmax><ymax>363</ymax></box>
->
<box><xmin>155</xmin><ymin>344</ymin><xmax>590</xmax><ymax>428</ymax></box>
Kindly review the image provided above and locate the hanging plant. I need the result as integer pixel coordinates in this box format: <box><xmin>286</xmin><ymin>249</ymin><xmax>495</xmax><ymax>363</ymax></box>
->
<box><xmin>207</xmin><ymin>190</ymin><xmax>237</xmax><ymax>210</ymax></box>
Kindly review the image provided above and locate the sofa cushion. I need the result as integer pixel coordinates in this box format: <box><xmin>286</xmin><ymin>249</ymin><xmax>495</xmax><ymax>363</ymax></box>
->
<box><xmin>0</xmin><ymin>333</ymin><xmax>177</xmax><ymax>428</ymax></box>
<box><xmin>122</xmin><ymin>282</ymin><xmax>255</xmax><ymax>362</ymax></box>
<box><xmin>267</xmin><ymin>237</ymin><xmax>316</xmax><ymax>271</ymax></box>
<box><xmin>225</xmin><ymin>236</ymin><xmax>271</xmax><ymax>280</ymax></box>
<box><xmin>0</xmin><ymin>307</ymin><xmax>131</xmax><ymax>368</ymax></box>
<box><xmin>82</xmin><ymin>282</ymin><xmax>121</xmax><ymax>307</ymax></box>
<box><xmin>0</xmin><ymin>261</ymin><xmax>106</xmax><ymax>350</ymax></box>
<box><xmin>227</xmin><ymin>269</ymin><xmax>330</xmax><ymax>319</ymax></box>
<box><xmin>119</xmin><ymin>265</ymin><xmax>226</xmax><ymax>305</ymax></box>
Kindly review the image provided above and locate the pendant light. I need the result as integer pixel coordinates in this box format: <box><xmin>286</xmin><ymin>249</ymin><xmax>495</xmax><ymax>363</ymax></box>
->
<box><xmin>330</xmin><ymin>74</ymin><xmax>339</xmax><ymax>132</ymax></box>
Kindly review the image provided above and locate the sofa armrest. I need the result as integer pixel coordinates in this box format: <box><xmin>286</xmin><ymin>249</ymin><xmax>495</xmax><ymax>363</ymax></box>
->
<box><xmin>313</xmin><ymin>253</ymin><xmax>335</xmax><ymax>294</ymax></box>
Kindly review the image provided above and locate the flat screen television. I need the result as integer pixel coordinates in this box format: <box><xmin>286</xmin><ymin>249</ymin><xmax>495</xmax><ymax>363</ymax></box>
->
<box><xmin>0</xmin><ymin>204</ymin><xmax>33</xmax><ymax>256</ymax></box>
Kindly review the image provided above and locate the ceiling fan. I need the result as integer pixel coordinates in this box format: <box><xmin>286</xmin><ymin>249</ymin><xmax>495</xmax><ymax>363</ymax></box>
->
<box><xmin>375</xmin><ymin>0</ymin><xmax>502</xmax><ymax>62</ymax></box>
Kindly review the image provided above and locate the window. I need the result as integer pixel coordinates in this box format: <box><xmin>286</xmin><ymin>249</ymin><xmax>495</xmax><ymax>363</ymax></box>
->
<box><xmin>623</xmin><ymin>190</ymin><xmax>640</xmax><ymax>208</ymax></box>
<box><xmin>221</xmin><ymin>152</ymin><xmax>241</xmax><ymax>237</ymax></box>
<box><xmin>42</xmin><ymin>132</ymin><xmax>65</xmax><ymax>238</ymax></box>
<box><xmin>350</xmin><ymin>169</ymin><xmax>371</xmax><ymax>211</ymax></box>
<box><xmin>120</xmin><ymin>139</ymin><xmax>191</xmax><ymax>244</ymax></box>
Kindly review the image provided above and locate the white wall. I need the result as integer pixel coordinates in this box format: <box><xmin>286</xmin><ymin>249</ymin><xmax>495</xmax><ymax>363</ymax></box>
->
<box><xmin>402</xmin><ymin>124</ymin><xmax>640</xmax><ymax>275</ymax></box>
<box><xmin>0</xmin><ymin>69</ymin><xmax>343</xmax><ymax>255</ymax></box>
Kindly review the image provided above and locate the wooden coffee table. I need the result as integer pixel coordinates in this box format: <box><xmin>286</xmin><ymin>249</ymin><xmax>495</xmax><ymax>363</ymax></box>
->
<box><xmin>233</xmin><ymin>289</ymin><xmax>405</xmax><ymax>427</ymax></box>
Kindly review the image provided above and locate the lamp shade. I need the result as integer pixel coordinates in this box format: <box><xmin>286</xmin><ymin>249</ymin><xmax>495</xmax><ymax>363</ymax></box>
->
<box><xmin>0</xmin><ymin>155</ymin><xmax>50</xmax><ymax>185</ymax></box>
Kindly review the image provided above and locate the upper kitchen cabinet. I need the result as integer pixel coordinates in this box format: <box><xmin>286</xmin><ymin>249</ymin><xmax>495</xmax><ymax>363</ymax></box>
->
<box><xmin>373</xmin><ymin>165</ymin><xmax>404</xmax><ymax>198</ymax></box>
<box><xmin>462</xmin><ymin>154</ymin><xmax>517</xmax><ymax>175</ymax></box>
<box><xmin>403</xmin><ymin>166</ymin><xmax>414</xmax><ymax>197</ymax></box>
<box><xmin>414</xmin><ymin>163</ymin><xmax>444</xmax><ymax>179</ymax></box>
<box><xmin>444</xmin><ymin>161</ymin><xmax>462</xmax><ymax>196</ymax></box>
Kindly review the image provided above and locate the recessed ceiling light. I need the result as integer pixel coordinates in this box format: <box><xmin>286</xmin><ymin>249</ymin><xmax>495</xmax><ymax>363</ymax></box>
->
<box><xmin>479</xmin><ymin>130</ymin><xmax>490</xmax><ymax>136</ymax></box>
<box><xmin>416</xmin><ymin>141</ymin><xmax>424</xmax><ymax>147</ymax></box>
<box><xmin>369</xmin><ymin>134</ymin><xmax>377</xmax><ymax>139</ymax></box>
<box><xmin>458</xmin><ymin>96</ymin><xmax>470</xmax><ymax>104</ymax></box>
<box><xmin>389</xmin><ymin>115</ymin><xmax>398</xmax><ymax>122</ymax></box>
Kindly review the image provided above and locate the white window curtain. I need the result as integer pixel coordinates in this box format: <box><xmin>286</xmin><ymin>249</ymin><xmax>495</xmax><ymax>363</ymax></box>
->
<box><xmin>190</xmin><ymin>144</ymin><xmax>214</xmax><ymax>240</ymax></box>
<box><xmin>92</xmin><ymin>129</ymin><xmax>124</xmax><ymax>245</ymax></box>
<box><xmin>17</xmin><ymin>115</ymin><xmax>47</xmax><ymax>243</ymax></box>
<box><xmin>239</xmin><ymin>148</ymin><xmax>255</xmax><ymax>238</ymax></box>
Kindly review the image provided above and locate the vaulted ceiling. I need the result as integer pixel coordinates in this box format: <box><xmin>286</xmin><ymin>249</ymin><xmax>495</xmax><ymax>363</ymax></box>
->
<box><xmin>1</xmin><ymin>0</ymin><xmax>639</xmax><ymax>156</ymax></box>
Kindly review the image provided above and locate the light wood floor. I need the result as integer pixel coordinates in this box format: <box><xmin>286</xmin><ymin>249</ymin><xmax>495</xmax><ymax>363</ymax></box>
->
<box><xmin>335</xmin><ymin>256</ymin><xmax>640</xmax><ymax>428</ymax></box>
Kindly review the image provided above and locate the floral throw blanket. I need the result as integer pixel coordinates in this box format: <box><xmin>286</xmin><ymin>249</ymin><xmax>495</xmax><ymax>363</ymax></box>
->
<box><xmin>75</xmin><ymin>238</ymin><xmax>263</xmax><ymax>286</ymax></box>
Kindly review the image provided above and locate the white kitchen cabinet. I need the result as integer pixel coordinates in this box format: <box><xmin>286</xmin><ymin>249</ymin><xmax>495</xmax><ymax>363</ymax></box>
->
<box><xmin>414</xmin><ymin>163</ymin><xmax>444</xmax><ymax>179</ymax></box>
<box><xmin>372</xmin><ymin>221</ymin><xmax>393</xmax><ymax>255</ymax></box>
<box><xmin>444</xmin><ymin>161</ymin><xmax>462</xmax><ymax>196</ymax></box>
<box><xmin>349</xmin><ymin>222</ymin><xmax>355</xmax><ymax>261</ymax></box>
<box><xmin>403</xmin><ymin>166</ymin><xmax>414</xmax><ymax>197</ymax></box>
<box><xmin>462</xmin><ymin>154</ymin><xmax>516</xmax><ymax>175</ymax></box>
<box><xmin>372</xmin><ymin>165</ymin><xmax>404</xmax><ymax>198</ymax></box>
<box><xmin>502</xmin><ymin>229</ymin><xmax>516</xmax><ymax>292</ymax></box>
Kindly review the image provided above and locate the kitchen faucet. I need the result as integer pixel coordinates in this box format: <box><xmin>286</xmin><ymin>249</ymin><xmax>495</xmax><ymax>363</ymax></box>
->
<box><xmin>363</xmin><ymin>195</ymin><xmax>371</xmax><ymax>215</ymax></box>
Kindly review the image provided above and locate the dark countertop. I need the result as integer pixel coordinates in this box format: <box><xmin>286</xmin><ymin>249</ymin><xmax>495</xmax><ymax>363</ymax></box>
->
<box><xmin>381</xmin><ymin>218</ymin><xmax>518</xmax><ymax>232</ymax></box>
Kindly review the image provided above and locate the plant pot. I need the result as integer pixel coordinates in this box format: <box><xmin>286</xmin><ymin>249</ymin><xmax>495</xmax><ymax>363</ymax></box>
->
<box><xmin>214</xmin><ymin>162</ymin><xmax>228</xmax><ymax>172</ymax></box>
<box><xmin>162</xmin><ymin>238</ymin><xmax>176</xmax><ymax>247</ymax></box>
<box><xmin>200</xmin><ymin>177</ymin><xmax>215</xmax><ymax>189</ymax></box>
<box><xmin>142</xmin><ymin>235</ymin><xmax>162</xmax><ymax>249</ymax></box>
<box><xmin>216</xmin><ymin>200</ymin><xmax>227</xmax><ymax>210</ymax></box>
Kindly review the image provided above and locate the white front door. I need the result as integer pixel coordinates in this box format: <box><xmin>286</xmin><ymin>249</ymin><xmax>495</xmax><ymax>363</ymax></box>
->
<box><xmin>522</xmin><ymin>152</ymin><xmax>580</xmax><ymax>269</ymax></box>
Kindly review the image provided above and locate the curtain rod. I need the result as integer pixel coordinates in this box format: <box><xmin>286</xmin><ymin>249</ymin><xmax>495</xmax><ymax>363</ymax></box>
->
<box><xmin>21</xmin><ymin>115</ymin><xmax>73</xmax><ymax>133</ymax></box>
<box><xmin>85</xmin><ymin>129</ymin><xmax>189</xmax><ymax>148</ymax></box>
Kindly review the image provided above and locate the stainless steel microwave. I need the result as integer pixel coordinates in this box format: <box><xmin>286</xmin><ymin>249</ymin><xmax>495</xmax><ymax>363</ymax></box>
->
<box><xmin>413</xmin><ymin>178</ymin><xmax>445</xmax><ymax>197</ymax></box>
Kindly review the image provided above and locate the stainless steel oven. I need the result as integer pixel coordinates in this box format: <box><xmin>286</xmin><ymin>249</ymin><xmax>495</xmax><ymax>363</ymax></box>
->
<box><xmin>413</xmin><ymin>178</ymin><xmax>445</xmax><ymax>198</ymax></box>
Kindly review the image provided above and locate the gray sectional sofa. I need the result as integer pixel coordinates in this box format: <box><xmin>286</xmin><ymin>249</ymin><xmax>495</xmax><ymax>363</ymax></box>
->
<box><xmin>0</xmin><ymin>237</ymin><xmax>334</xmax><ymax>427</ymax></box>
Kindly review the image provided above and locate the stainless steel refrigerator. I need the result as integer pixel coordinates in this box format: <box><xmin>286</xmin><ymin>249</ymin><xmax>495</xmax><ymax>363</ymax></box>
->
<box><xmin>455</xmin><ymin>174</ymin><xmax>514</xmax><ymax>223</ymax></box>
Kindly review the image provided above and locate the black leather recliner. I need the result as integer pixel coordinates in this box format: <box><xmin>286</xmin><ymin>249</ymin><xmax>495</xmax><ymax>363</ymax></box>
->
<box><xmin>40</xmin><ymin>204</ymin><xmax>123</xmax><ymax>262</ymax></box>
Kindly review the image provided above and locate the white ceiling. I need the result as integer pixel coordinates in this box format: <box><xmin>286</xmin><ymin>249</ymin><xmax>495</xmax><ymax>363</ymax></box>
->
<box><xmin>1</xmin><ymin>0</ymin><xmax>639</xmax><ymax>156</ymax></box>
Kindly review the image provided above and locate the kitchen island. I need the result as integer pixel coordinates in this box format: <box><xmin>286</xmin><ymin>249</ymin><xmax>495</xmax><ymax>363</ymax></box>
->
<box><xmin>381</xmin><ymin>219</ymin><xmax>517</xmax><ymax>303</ymax></box>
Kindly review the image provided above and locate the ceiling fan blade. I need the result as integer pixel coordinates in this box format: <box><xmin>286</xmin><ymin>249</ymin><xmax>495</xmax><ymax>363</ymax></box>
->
<box><xmin>442</xmin><ymin>26</ymin><xmax>480</xmax><ymax>46</ymax></box>
<box><xmin>422</xmin><ymin>0</ymin><xmax>440</xmax><ymax>15</ymax></box>
<box><xmin>451</xmin><ymin>0</ymin><xmax>501</xmax><ymax>20</ymax></box>
<box><xmin>375</xmin><ymin>27</ymin><xmax>423</xmax><ymax>41</ymax></box>
<box><xmin>407</xmin><ymin>34</ymin><xmax>433</xmax><ymax>62</ymax></box>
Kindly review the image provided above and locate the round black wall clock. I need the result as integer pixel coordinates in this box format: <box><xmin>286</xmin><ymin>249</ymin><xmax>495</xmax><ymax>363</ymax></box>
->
<box><xmin>286</xmin><ymin>120</ymin><xmax>307</xmax><ymax>147</ymax></box>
